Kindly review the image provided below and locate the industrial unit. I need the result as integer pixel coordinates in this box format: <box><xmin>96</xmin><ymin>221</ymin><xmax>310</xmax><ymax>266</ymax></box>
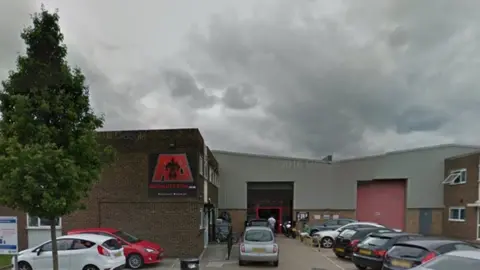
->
<box><xmin>1</xmin><ymin>128</ymin><xmax>480</xmax><ymax>258</ymax></box>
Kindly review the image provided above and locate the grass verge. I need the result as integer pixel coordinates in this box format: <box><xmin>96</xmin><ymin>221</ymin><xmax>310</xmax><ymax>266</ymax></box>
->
<box><xmin>0</xmin><ymin>255</ymin><xmax>11</xmax><ymax>267</ymax></box>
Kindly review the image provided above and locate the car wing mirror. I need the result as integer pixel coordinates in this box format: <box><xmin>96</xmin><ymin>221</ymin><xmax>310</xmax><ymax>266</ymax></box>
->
<box><xmin>36</xmin><ymin>249</ymin><xmax>42</xmax><ymax>256</ymax></box>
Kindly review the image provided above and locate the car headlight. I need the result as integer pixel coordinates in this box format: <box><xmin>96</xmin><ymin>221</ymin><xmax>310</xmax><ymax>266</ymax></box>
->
<box><xmin>145</xmin><ymin>248</ymin><xmax>156</xmax><ymax>253</ymax></box>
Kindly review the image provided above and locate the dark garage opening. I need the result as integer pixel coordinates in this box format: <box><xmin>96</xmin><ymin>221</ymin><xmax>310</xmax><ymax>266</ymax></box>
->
<box><xmin>247</xmin><ymin>182</ymin><xmax>294</xmax><ymax>232</ymax></box>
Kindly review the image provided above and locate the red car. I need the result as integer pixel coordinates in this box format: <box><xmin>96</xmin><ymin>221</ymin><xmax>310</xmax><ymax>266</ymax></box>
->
<box><xmin>67</xmin><ymin>228</ymin><xmax>164</xmax><ymax>269</ymax></box>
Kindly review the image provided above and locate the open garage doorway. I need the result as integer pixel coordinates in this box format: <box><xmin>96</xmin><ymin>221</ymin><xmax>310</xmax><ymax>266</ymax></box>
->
<box><xmin>247</xmin><ymin>182</ymin><xmax>294</xmax><ymax>232</ymax></box>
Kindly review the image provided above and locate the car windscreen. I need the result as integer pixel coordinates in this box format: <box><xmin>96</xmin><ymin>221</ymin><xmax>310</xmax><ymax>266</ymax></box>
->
<box><xmin>422</xmin><ymin>255</ymin><xmax>480</xmax><ymax>270</ymax></box>
<box><xmin>339</xmin><ymin>229</ymin><xmax>356</xmax><ymax>238</ymax></box>
<box><xmin>114</xmin><ymin>230</ymin><xmax>141</xmax><ymax>243</ymax></box>
<box><xmin>388</xmin><ymin>244</ymin><xmax>429</xmax><ymax>259</ymax></box>
<box><xmin>244</xmin><ymin>230</ymin><xmax>273</xmax><ymax>242</ymax></box>
<box><xmin>361</xmin><ymin>236</ymin><xmax>391</xmax><ymax>247</ymax></box>
<box><xmin>102</xmin><ymin>239</ymin><xmax>122</xmax><ymax>250</ymax></box>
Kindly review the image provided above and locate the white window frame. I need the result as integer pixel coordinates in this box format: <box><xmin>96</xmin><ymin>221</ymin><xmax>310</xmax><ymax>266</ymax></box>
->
<box><xmin>199</xmin><ymin>208</ymin><xmax>205</xmax><ymax>229</ymax></box>
<box><xmin>448</xmin><ymin>207</ymin><xmax>466</xmax><ymax>222</ymax></box>
<box><xmin>26</xmin><ymin>214</ymin><xmax>62</xmax><ymax>229</ymax></box>
<box><xmin>442</xmin><ymin>169</ymin><xmax>467</xmax><ymax>185</ymax></box>
<box><xmin>478</xmin><ymin>165</ymin><xmax>480</xmax><ymax>182</ymax></box>
<box><xmin>477</xmin><ymin>208</ymin><xmax>480</xmax><ymax>240</ymax></box>
<box><xmin>199</xmin><ymin>155</ymin><xmax>204</xmax><ymax>177</ymax></box>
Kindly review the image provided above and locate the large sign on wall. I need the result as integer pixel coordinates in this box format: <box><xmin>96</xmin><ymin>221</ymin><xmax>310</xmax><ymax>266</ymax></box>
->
<box><xmin>148</xmin><ymin>153</ymin><xmax>197</xmax><ymax>197</ymax></box>
<box><xmin>0</xmin><ymin>216</ymin><xmax>18</xmax><ymax>255</ymax></box>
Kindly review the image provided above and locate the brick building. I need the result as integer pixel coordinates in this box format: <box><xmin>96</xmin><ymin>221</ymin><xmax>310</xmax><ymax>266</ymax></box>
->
<box><xmin>0</xmin><ymin>129</ymin><xmax>220</xmax><ymax>258</ymax></box>
<box><xmin>443</xmin><ymin>151</ymin><xmax>480</xmax><ymax>241</ymax></box>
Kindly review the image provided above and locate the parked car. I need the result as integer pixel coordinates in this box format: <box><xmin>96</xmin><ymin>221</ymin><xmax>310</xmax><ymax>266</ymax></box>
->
<box><xmin>67</xmin><ymin>227</ymin><xmax>164</xmax><ymax>269</ymax></box>
<box><xmin>310</xmin><ymin>218</ymin><xmax>357</xmax><ymax>236</ymax></box>
<box><xmin>247</xmin><ymin>219</ymin><xmax>269</xmax><ymax>227</ymax></box>
<box><xmin>352</xmin><ymin>232</ymin><xmax>422</xmax><ymax>270</ymax></box>
<box><xmin>239</xmin><ymin>226</ymin><xmax>279</xmax><ymax>267</ymax></box>
<box><xmin>382</xmin><ymin>238</ymin><xmax>479</xmax><ymax>269</ymax></box>
<box><xmin>13</xmin><ymin>233</ymin><xmax>125</xmax><ymax>270</ymax></box>
<box><xmin>333</xmin><ymin>227</ymin><xmax>394</xmax><ymax>259</ymax></box>
<box><xmin>313</xmin><ymin>222</ymin><xmax>385</xmax><ymax>248</ymax></box>
<box><xmin>410</xmin><ymin>250</ymin><xmax>480</xmax><ymax>269</ymax></box>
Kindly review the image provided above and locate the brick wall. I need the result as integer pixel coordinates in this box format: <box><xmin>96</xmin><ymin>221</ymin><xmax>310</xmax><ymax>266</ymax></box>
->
<box><xmin>443</xmin><ymin>153</ymin><xmax>479</xmax><ymax>240</ymax></box>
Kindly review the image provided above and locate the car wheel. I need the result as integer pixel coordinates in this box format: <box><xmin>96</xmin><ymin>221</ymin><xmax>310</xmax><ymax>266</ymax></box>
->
<box><xmin>18</xmin><ymin>262</ymin><xmax>32</xmax><ymax>270</ymax></box>
<box><xmin>335</xmin><ymin>254</ymin><xmax>345</xmax><ymax>259</ymax></box>
<box><xmin>273</xmin><ymin>260</ymin><xmax>279</xmax><ymax>267</ymax></box>
<box><xmin>127</xmin><ymin>254</ymin><xmax>144</xmax><ymax>269</ymax></box>
<box><xmin>355</xmin><ymin>264</ymin><xmax>367</xmax><ymax>270</ymax></box>
<box><xmin>82</xmin><ymin>265</ymin><xmax>99</xmax><ymax>270</ymax></box>
<box><xmin>320</xmin><ymin>237</ymin><xmax>334</xmax><ymax>248</ymax></box>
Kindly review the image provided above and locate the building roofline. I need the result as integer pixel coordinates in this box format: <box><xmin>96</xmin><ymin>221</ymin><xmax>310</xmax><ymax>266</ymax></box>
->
<box><xmin>211</xmin><ymin>150</ymin><xmax>331</xmax><ymax>164</ymax></box>
<box><xmin>213</xmin><ymin>144</ymin><xmax>480</xmax><ymax>164</ymax></box>
<box><xmin>444</xmin><ymin>149</ymin><xmax>480</xmax><ymax>160</ymax></box>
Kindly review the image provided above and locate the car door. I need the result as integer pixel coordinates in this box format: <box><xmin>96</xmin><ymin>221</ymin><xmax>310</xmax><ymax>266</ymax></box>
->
<box><xmin>69</xmin><ymin>239</ymin><xmax>97</xmax><ymax>268</ymax></box>
<box><xmin>32</xmin><ymin>239</ymin><xmax>73</xmax><ymax>270</ymax></box>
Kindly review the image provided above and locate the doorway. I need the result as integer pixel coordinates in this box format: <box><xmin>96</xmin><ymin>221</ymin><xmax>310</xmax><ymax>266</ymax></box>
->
<box><xmin>256</xmin><ymin>207</ymin><xmax>282</xmax><ymax>232</ymax></box>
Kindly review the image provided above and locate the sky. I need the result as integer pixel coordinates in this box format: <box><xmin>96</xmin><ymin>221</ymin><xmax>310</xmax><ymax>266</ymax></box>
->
<box><xmin>1</xmin><ymin>0</ymin><xmax>480</xmax><ymax>159</ymax></box>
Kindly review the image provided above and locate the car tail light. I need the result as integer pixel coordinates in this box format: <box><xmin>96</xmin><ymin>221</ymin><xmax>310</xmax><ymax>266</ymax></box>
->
<box><xmin>273</xmin><ymin>244</ymin><xmax>278</xmax><ymax>253</ymax></box>
<box><xmin>353</xmin><ymin>246</ymin><xmax>359</xmax><ymax>252</ymax></box>
<box><xmin>240</xmin><ymin>244</ymin><xmax>245</xmax><ymax>253</ymax></box>
<box><xmin>349</xmin><ymin>240</ymin><xmax>360</xmax><ymax>247</ymax></box>
<box><xmin>421</xmin><ymin>251</ymin><xmax>436</xmax><ymax>263</ymax></box>
<box><xmin>97</xmin><ymin>245</ymin><xmax>111</xmax><ymax>256</ymax></box>
<box><xmin>373</xmin><ymin>249</ymin><xmax>386</xmax><ymax>257</ymax></box>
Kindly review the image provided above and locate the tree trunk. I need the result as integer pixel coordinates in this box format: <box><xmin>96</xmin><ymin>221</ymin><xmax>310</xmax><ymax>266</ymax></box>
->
<box><xmin>50</xmin><ymin>219</ymin><xmax>59</xmax><ymax>270</ymax></box>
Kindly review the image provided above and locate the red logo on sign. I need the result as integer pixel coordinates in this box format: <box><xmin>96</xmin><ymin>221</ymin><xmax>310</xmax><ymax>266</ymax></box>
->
<box><xmin>151</xmin><ymin>154</ymin><xmax>193</xmax><ymax>183</ymax></box>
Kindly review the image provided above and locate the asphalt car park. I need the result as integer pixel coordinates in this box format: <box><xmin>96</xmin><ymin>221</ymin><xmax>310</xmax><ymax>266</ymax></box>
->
<box><xmin>199</xmin><ymin>235</ymin><xmax>358</xmax><ymax>270</ymax></box>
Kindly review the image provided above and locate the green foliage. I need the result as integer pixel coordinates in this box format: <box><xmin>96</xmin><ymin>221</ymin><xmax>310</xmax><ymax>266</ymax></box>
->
<box><xmin>0</xmin><ymin>7</ymin><xmax>115</xmax><ymax>219</ymax></box>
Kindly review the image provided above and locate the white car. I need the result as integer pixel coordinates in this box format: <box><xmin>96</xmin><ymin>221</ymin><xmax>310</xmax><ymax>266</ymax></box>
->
<box><xmin>313</xmin><ymin>222</ymin><xmax>386</xmax><ymax>248</ymax></box>
<box><xmin>239</xmin><ymin>226</ymin><xmax>279</xmax><ymax>267</ymax></box>
<box><xmin>13</xmin><ymin>233</ymin><xmax>125</xmax><ymax>270</ymax></box>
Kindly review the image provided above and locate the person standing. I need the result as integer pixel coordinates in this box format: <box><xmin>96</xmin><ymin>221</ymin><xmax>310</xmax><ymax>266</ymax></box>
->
<box><xmin>268</xmin><ymin>215</ymin><xmax>276</xmax><ymax>233</ymax></box>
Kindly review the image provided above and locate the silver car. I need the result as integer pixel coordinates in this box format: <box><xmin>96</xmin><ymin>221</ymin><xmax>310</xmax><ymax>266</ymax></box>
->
<box><xmin>411</xmin><ymin>250</ymin><xmax>480</xmax><ymax>269</ymax></box>
<box><xmin>239</xmin><ymin>227</ymin><xmax>279</xmax><ymax>267</ymax></box>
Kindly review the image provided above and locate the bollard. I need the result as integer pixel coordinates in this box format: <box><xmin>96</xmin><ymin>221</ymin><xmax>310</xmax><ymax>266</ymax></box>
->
<box><xmin>180</xmin><ymin>258</ymin><xmax>200</xmax><ymax>269</ymax></box>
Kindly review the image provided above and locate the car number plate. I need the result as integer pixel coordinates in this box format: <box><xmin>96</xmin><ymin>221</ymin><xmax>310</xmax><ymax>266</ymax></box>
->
<box><xmin>252</xmin><ymin>248</ymin><xmax>265</xmax><ymax>253</ymax></box>
<box><xmin>114</xmin><ymin>252</ymin><xmax>122</xmax><ymax>257</ymax></box>
<box><xmin>335</xmin><ymin>248</ymin><xmax>344</xmax><ymax>252</ymax></box>
<box><xmin>391</xmin><ymin>259</ymin><xmax>412</xmax><ymax>268</ymax></box>
<box><xmin>359</xmin><ymin>249</ymin><xmax>372</xmax><ymax>255</ymax></box>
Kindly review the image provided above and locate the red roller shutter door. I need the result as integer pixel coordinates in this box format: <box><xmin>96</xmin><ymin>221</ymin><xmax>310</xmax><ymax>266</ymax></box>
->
<box><xmin>356</xmin><ymin>180</ymin><xmax>406</xmax><ymax>230</ymax></box>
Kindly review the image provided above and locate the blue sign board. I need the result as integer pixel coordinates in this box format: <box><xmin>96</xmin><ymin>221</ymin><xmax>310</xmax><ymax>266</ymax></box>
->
<box><xmin>0</xmin><ymin>216</ymin><xmax>18</xmax><ymax>255</ymax></box>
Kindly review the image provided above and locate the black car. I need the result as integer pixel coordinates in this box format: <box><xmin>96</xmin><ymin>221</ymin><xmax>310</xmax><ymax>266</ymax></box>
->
<box><xmin>247</xmin><ymin>219</ymin><xmax>269</xmax><ymax>227</ymax></box>
<box><xmin>382</xmin><ymin>238</ymin><xmax>479</xmax><ymax>270</ymax></box>
<box><xmin>333</xmin><ymin>227</ymin><xmax>394</xmax><ymax>259</ymax></box>
<box><xmin>352</xmin><ymin>232</ymin><xmax>422</xmax><ymax>270</ymax></box>
<box><xmin>310</xmin><ymin>218</ymin><xmax>357</xmax><ymax>236</ymax></box>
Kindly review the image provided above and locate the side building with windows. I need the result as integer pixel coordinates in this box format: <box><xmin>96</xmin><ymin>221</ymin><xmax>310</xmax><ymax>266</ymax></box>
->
<box><xmin>443</xmin><ymin>151</ymin><xmax>480</xmax><ymax>241</ymax></box>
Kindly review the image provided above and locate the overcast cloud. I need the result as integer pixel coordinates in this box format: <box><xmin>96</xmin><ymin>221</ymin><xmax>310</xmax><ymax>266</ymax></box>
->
<box><xmin>1</xmin><ymin>0</ymin><xmax>480</xmax><ymax>158</ymax></box>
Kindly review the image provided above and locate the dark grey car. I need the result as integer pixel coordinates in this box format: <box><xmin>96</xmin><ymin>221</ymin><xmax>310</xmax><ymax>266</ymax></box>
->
<box><xmin>310</xmin><ymin>218</ymin><xmax>357</xmax><ymax>236</ymax></box>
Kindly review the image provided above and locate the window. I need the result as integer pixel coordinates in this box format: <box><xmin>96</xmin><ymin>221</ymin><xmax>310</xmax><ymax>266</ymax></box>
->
<box><xmin>478</xmin><ymin>208</ymin><xmax>480</xmax><ymax>240</ymax></box>
<box><xmin>244</xmin><ymin>230</ymin><xmax>273</xmax><ymax>242</ymax></box>
<box><xmin>71</xmin><ymin>239</ymin><xmax>95</xmax><ymax>250</ymax></box>
<box><xmin>200</xmin><ymin>208</ymin><xmax>205</xmax><ymax>229</ymax></box>
<box><xmin>442</xmin><ymin>169</ymin><xmax>467</xmax><ymax>185</ymax></box>
<box><xmin>26</xmin><ymin>214</ymin><xmax>61</xmax><ymax>229</ymax></box>
<box><xmin>199</xmin><ymin>155</ymin><xmax>204</xmax><ymax>177</ymax></box>
<box><xmin>449</xmin><ymin>207</ymin><xmax>466</xmax><ymax>222</ymax></box>
<box><xmin>41</xmin><ymin>239</ymin><xmax>73</xmax><ymax>252</ymax></box>
<box><xmin>113</xmin><ymin>230</ymin><xmax>140</xmax><ymax>244</ymax></box>
<box><xmin>453</xmin><ymin>243</ymin><xmax>478</xmax><ymax>251</ymax></box>
<box><xmin>324</xmin><ymin>220</ymin><xmax>338</xmax><ymax>226</ymax></box>
<box><xmin>338</xmin><ymin>219</ymin><xmax>352</xmax><ymax>225</ymax></box>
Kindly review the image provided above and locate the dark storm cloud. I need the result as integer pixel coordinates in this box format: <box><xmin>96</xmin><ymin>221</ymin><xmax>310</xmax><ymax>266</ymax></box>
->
<box><xmin>184</xmin><ymin>0</ymin><xmax>480</xmax><ymax>156</ymax></box>
<box><xmin>163</xmin><ymin>69</ymin><xmax>216</xmax><ymax>109</ymax></box>
<box><xmin>222</xmin><ymin>83</ymin><xmax>258</xmax><ymax>110</ymax></box>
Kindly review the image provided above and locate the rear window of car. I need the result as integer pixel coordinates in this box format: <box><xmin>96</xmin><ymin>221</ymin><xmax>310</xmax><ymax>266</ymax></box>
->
<box><xmin>244</xmin><ymin>230</ymin><xmax>273</xmax><ymax>242</ymax></box>
<box><xmin>422</xmin><ymin>255</ymin><xmax>480</xmax><ymax>270</ymax></box>
<box><xmin>340</xmin><ymin>229</ymin><xmax>356</xmax><ymax>238</ymax></box>
<box><xmin>102</xmin><ymin>239</ymin><xmax>122</xmax><ymax>250</ymax></box>
<box><xmin>250</xmin><ymin>221</ymin><xmax>268</xmax><ymax>226</ymax></box>
<box><xmin>361</xmin><ymin>236</ymin><xmax>391</xmax><ymax>247</ymax></box>
<box><xmin>388</xmin><ymin>244</ymin><xmax>429</xmax><ymax>258</ymax></box>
